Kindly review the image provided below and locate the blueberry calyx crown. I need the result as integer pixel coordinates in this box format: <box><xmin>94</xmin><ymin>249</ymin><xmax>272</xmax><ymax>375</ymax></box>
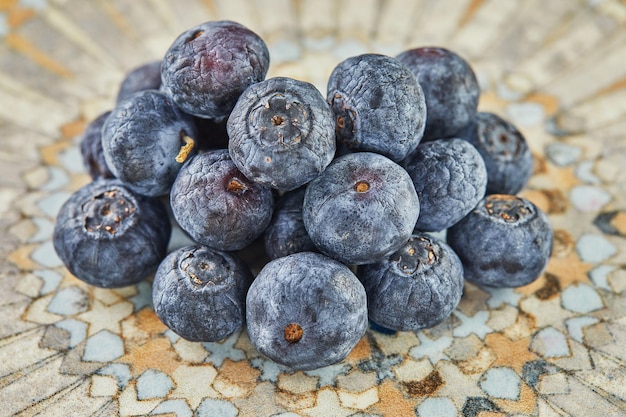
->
<box><xmin>177</xmin><ymin>247</ymin><xmax>234</xmax><ymax>291</ymax></box>
<box><xmin>480</xmin><ymin>194</ymin><xmax>535</xmax><ymax>224</ymax></box>
<box><xmin>478</xmin><ymin>122</ymin><xmax>523</xmax><ymax>162</ymax></box>
<box><xmin>249</xmin><ymin>93</ymin><xmax>309</xmax><ymax>148</ymax></box>
<box><xmin>392</xmin><ymin>236</ymin><xmax>439</xmax><ymax>275</ymax></box>
<box><xmin>284</xmin><ymin>323</ymin><xmax>303</xmax><ymax>343</ymax></box>
<box><xmin>83</xmin><ymin>188</ymin><xmax>137</xmax><ymax>237</ymax></box>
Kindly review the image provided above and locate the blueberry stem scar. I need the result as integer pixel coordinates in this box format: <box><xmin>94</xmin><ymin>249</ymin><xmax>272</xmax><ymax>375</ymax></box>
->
<box><xmin>227</xmin><ymin>178</ymin><xmax>246</xmax><ymax>193</ymax></box>
<box><xmin>176</xmin><ymin>135</ymin><xmax>196</xmax><ymax>163</ymax></box>
<box><xmin>284</xmin><ymin>323</ymin><xmax>303</xmax><ymax>343</ymax></box>
<box><xmin>354</xmin><ymin>181</ymin><xmax>369</xmax><ymax>193</ymax></box>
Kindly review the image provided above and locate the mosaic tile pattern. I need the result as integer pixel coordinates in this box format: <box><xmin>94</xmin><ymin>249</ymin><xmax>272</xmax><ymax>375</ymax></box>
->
<box><xmin>1</xmin><ymin>0</ymin><xmax>626</xmax><ymax>416</ymax></box>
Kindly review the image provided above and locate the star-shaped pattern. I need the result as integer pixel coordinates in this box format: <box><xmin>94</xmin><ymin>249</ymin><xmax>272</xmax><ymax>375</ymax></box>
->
<box><xmin>520</xmin><ymin>296</ymin><xmax>575</xmax><ymax>332</ymax></box>
<box><xmin>453</xmin><ymin>311</ymin><xmax>494</xmax><ymax>340</ymax></box>
<box><xmin>250</xmin><ymin>357</ymin><xmax>291</xmax><ymax>382</ymax></box>
<box><xmin>212</xmin><ymin>359</ymin><xmax>261</xmax><ymax>398</ymax></box>
<box><xmin>116</xmin><ymin>337</ymin><xmax>182</xmax><ymax>377</ymax></box>
<box><xmin>304</xmin><ymin>362</ymin><xmax>352</xmax><ymax>387</ymax></box>
<box><xmin>544</xmin><ymin>251</ymin><xmax>593</xmax><ymax>289</ymax></box>
<box><xmin>128</xmin><ymin>281</ymin><xmax>153</xmax><ymax>311</ymax></box>
<box><xmin>484</xmin><ymin>333</ymin><xmax>538</xmax><ymax>373</ymax></box>
<box><xmin>121</xmin><ymin>308</ymin><xmax>169</xmax><ymax>348</ymax></box>
<box><xmin>409</xmin><ymin>331</ymin><xmax>452</xmax><ymax>365</ymax></box>
<box><xmin>203</xmin><ymin>332</ymin><xmax>245</xmax><ymax>367</ymax></box>
<box><xmin>77</xmin><ymin>299</ymin><xmax>133</xmax><ymax>336</ymax></box>
<box><xmin>169</xmin><ymin>364</ymin><xmax>219</xmax><ymax>409</ymax></box>
<box><xmin>485</xmin><ymin>287</ymin><xmax>523</xmax><ymax>309</ymax></box>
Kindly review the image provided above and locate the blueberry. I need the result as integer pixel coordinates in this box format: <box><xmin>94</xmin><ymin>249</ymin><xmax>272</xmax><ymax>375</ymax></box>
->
<box><xmin>116</xmin><ymin>60</ymin><xmax>162</xmax><ymax>103</ymax></box>
<box><xmin>403</xmin><ymin>138</ymin><xmax>487</xmax><ymax>232</ymax></box>
<box><xmin>264</xmin><ymin>188</ymin><xmax>317</xmax><ymax>260</ymax></box>
<box><xmin>462</xmin><ymin>112</ymin><xmax>534</xmax><ymax>195</ymax></box>
<box><xmin>326</xmin><ymin>53</ymin><xmax>426</xmax><ymax>162</ymax></box>
<box><xmin>227</xmin><ymin>77</ymin><xmax>336</xmax><ymax>191</ymax></box>
<box><xmin>246</xmin><ymin>252</ymin><xmax>368</xmax><ymax>370</ymax></box>
<box><xmin>447</xmin><ymin>194</ymin><xmax>553</xmax><ymax>287</ymax></box>
<box><xmin>79</xmin><ymin>111</ymin><xmax>115</xmax><ymax>180</ymax></box>
<box><xmin>303</xmin><ymin>152</ymin><xmax>420</xmax><ymax>265</ymax></box>
<box><xmin>52</xmin><ymin>179</ymin><xmax>171</xmax><ymax>288</ymax></box>
<box><xmin>358</xmin><ymin>233</ymin><xmax>464</xmax><ymax>331</ymax></box>
<box><xmin>161</xmin><ymin>20</ymin><xmax>270</xmax><ymax>120</ymax></box>
<box><xmin>102</xmin><ymin>90</ymin><xmax>198</xmax><ymax>197</ymax></box>
<box><xmin>152</xmin><ymin>244</ymin><xmax>253</xmax><ymax>342</ymax></box>
<box><xmin>396</xmin><ymin>47</ymin><xmax>479</xmax><ymax>141</ymax></box>
<box><xmin>170</xmin><ymin>149</ymin><xmax>274</xmax><ymax>251</ymax></box>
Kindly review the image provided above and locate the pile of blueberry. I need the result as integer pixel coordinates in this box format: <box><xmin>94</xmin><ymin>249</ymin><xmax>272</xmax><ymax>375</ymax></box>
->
<box><xmin>53</xmin><ymin>20</ymin><xmax>553</xmax><ymax>371</ymax></box>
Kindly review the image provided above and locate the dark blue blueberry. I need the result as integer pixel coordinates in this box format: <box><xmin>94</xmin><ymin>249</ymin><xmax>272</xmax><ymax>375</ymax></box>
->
<box><xmin>358</xmin><ymin>233</ymin><xmax>464</xmax><ymax>331</ymax></box>
<box><xmin>447</xmin><ymin>194</ymin><xmax>553</xmax><ymax>287</ymax></box>
<box><xmin>52</xmin><ymin>179</ymin><xmax>171</xmax><ymax>288</ymax></box>
<box><xmin>152</xmin><ymin>244</ymin><xmax>253</xmax><ymax>342</ymax></box>
<box><xmin>161</xmin><ymin>20</ymin><xmax>270</xmax><ymax>120</ymax></box>
<box><xmin>246</xmin><ymin>252</ymin><xmax>368</xmax><ymax>370</ymax></box>
<box><xmin>303</xmin><ymin>152</ymin><xmax>419</xmax><ymax>265</ymax></box>
<box><xmin>396</xmin><ymin>47</ymin><xmax>479</xmax><ymax>141</ymax></box>
<box><xmin>116</xmin><ymin>60</ymin><xmax>162</xmax><ymax>103</ymax></box>
<box><xmin>79</xmin><ymin>111</ymin><xmax>115</xmax><ymax>180</ymax></box>
<box><xmin>462</xmin><ymin>112</ymin><xmax>534</xmax><ymax>195</ymax></box>
<box><xmin>403</xmin><ymin>138</ymin><xmax>487</xmax><ymax>232</ymax></box>
<box><xmin>227</xmin><ymin>77</ymin><xmax>336</xmax><ymax>191</ymax></box>
<box><xmin>264</xmin><ymin>188</ymin><xmax>317</xmax><ymax>260</ymax></box>
<box><xmin>102</xmin><ymin>90</ymin><xmax>198</xmax><ymax>197</ymax></box>
<box><xmin>327</xmin><ymin>53</ymin><xmax>426</xmax><ymax>162</ymax></box>
<box><xmin>170</xmin><ymin>149</ymin><xmax>274</xmax><ymax>251</ymax></box>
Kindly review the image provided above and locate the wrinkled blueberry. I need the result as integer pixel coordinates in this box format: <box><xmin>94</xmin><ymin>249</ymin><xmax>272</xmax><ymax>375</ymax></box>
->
<box><xmin>358</xmin><ymin>233</ymin><xmax>464</xmax><ymax>331</ymax></box>
<box><xmin>403</xmin><ymin>138</ymin><xmax>487</xmax><ymax>232</ymax></box>
<box><xmin>80</xmin><ymin>111</ymin><xmax>115</xmax><ymax>180</ymax></box>
<box><xmin>102</xmin><ymin>90</ymin><xmax>198</xmax><ymax>197</ymax></box>
<box><xmin>447</xmin><ymin>194</ymin><xmax>553</xmax><ymax>287</ymax></box>
<box><xmin>161</xmin><ymin>20</ymin><xmax>270</xmax><ymax>119</ymax></box>
<box><xmin>228</xmin><ymin>77</ymin><xmax>336</xmax><ymax>191</ymax></box>
<box><xmin>264</xmin><ymin>188</ymin><xmax>317</xmax><ymax>260</ymax></box>
<box><xmin>152</xmin><ymin>244</ymin><xmax>253</xmax><ymax>342</ymax></box>
<box><xmin>327</xmin><ymin>53</ymin><xmax>426</xmax><ymax>161</ymax></box>
<box><xmin>303</xmin><ymin>152</ymin><xmax>420</xmax><ymax>265</ymax></box>
<box><xmin>246</xmin><ymin>252</ymin><xmax>368</xmax><ymax>370</ymax></box>
<box><xmin>53</xmin><ymin>179</ymin><xmax>171</xmax><ymax>288</ymax></box>
<box><xmin>396</xmin><ymin>47</ymin><xmax>479</xmax><ymax>141</ymax></box>
<box><xmin>116</xmin><ymin>60</ymin><xmax>162</xmax><ymax>103</ymax></box>
<box><xmin>463</xmin><ymin>112</ymin><xmax>534</xmax><ymax>195</ymax></box>
<box><xmin>170</xmin><ymin>149</ymin><xmax>274</xmax><ymax>251</ymax></box>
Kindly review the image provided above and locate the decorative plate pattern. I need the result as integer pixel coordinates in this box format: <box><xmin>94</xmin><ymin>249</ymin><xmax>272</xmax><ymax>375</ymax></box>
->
<box><xmin>1</xmin><ymin>0</ymin><xmax>626</xmax><ymax>416</ymax></box>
